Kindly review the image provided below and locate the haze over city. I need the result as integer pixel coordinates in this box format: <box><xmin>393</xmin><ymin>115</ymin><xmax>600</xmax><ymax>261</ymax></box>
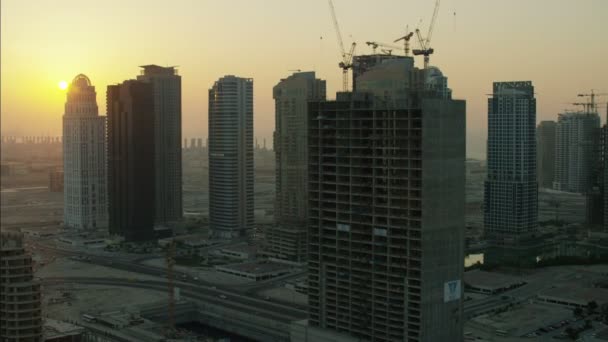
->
<box><xmin>2</xmin><ymin>0</ymin><xmax>607</xmax><ymax>158</ymax></box>
<box><xmin>2</xmin><ymin>1</ymin><xmax>608</xmax><ymax>341</ymax></box>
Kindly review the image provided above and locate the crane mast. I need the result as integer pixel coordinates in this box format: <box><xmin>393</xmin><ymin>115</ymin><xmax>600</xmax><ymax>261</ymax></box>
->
<box><xmin>328</xmin><ymin>0</ymin><xmax>356</xmax><ymax>92</ymax></box>
<box><xmin>413</xmin><ymin>0</ymin><xmax>441</xmax><ymax>68</ymax></box>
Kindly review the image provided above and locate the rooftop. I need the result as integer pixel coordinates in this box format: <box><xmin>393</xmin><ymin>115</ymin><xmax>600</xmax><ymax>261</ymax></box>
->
<box><xmin>538</xmin><ymin>285</ymin><xmax>608</xmax><ymax>306</ymax></box>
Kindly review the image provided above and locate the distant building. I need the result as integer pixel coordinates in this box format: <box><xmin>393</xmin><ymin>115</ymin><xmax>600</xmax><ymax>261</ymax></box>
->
<box><xmin>1</xmin><ymin>231</ymin><xmax>42</xmax><ymax>341</ymax></box>
<box><xmin>208</xmin><ymin>76</ymin><xmax>254</xmax><ymax>239</ymax></box>
<box><xmin>137</xmin><ymin>65</ymin><xmax>183</xmax><ymax>225</ymax></box>
<box><xmin>107</xmin><ymin>80</ymin><xmax>156</xmax><ymax>241</ymax></box>
<box><xmin>554</xmin><ymin>112</ymin><xmax>601</xmax><ymax>193</ymax></box>
<box><xmin>49</xmin><ymin>169</ymin><xmax>64</xmax><ymax>192</ymax></box>
<box><xmin>484</xmin><ymin>81</ymin><xmax>537</xmax><ymax>243</ymax></box>
<box><xmin>308</xmin><ymin>57</ymin><xmax>465</xmax><ymax>341</ymax></box>
<box><xmin>537</xmin><ymin>121</ymin><xmax>556</xmax><ymax>188</ymax></box>
<box><xmin>62</xmin><ymin>74</ymin><xmax>108</xmax><ymax>230</ymax></box>
<box><xmin>267</xmin><ymin>71</ymin><xmax>326</xmax><ymax>262</ymax></box>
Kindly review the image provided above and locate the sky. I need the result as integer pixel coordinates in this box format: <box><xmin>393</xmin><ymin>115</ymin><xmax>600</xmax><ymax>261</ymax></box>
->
<box><xmin>1</xmin><ymin>0</ymin><xmax>607</xmax><ymax>158</ymax></box>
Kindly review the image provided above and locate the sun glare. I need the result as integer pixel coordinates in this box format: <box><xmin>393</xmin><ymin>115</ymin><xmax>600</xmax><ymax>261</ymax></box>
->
<box><xmin>59</xmin><ymin>80</ymin><xmax>68</xmax><ymax>90</ymax></box>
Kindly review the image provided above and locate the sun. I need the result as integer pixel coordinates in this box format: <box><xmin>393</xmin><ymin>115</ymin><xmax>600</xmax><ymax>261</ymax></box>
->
<box><xmin>58</xmin><ymin>80</ymin><xmax>68</xmax><ymax>90</ymax></box>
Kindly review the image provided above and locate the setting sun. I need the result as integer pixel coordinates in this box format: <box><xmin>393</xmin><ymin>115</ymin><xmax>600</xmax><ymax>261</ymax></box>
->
<box><xmin>58</xmin><ymin>80</ymin><xmax>68</xmax><ymax>90</ymax></box>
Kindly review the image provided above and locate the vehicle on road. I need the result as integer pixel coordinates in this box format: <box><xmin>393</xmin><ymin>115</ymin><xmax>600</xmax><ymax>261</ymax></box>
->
<box><xmin>219</xmin><ymin>294</ymin><xmax>227</xmax><ymax>299</ymax></box>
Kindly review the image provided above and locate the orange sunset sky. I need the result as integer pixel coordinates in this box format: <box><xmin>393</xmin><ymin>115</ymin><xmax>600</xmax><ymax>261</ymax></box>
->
<box><xmin>1</xmin><ymin>0</ymin><xmax>607</xmax><ymax>158</ymax></box>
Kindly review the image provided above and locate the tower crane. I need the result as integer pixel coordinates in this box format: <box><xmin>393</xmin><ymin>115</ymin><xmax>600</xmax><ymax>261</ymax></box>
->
<box><xmin>366</xmin><ymin>41</ymin><xmax>401</xmax><ymax>54</ymax></box>
<box><xmin>413</xmin><ymin>0</ymin><xmax>441</xmax><ymax>68</ymax></box>
<box><xmin>394</xmin><ymin>26</ymin><xmax>414</xmax><ymax>56</ymax></box>
<box><xmin>328</xmin><ymin>0</ymin><xmax>356</xmax><ymax>92</ymax></box>
<box><xmin>577</xmin><ymin>90</ymin><xmax>608</xmax><ymax>113</ymax></box>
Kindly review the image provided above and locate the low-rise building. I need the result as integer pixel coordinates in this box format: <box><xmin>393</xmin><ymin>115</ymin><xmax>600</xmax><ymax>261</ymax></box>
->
<box><xmin>215</xmin><ymin>260</ymin><xmax>292</xmax><ymax>281</ymax></box>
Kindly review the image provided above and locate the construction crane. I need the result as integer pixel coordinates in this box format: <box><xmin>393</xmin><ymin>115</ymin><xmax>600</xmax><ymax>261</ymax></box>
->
<box><xmin>394</xmin><ymin>25</ymin><xmax>414</xmax><ymax>56</ymax></box>
<box><xmin>328</xmin><ymin>0</ymin><xmax>356</xmax><ymax>91</ymax></box>
<box><xmin>365</xmin><ymin>41</ymin><xmax>401</xmax><ymax>54</ymax></box>
<box><xmin>570</xmin><ymin>102</ymin><xmax>593</xmax><ymax>113</ymax></box>
<box><xmin>577</xmin><ymin>90</ymin><xmax>608</xmax><ymax>113</ymax></box>
<box><xmin>165</xmin><ymin>240</ymin><xmax>176</xmax><ymax>335</ymax></box>
<box><xmin>413</xmin><ymin>0</ymin><xmax>441</xmax><ymax>68</ymax></box>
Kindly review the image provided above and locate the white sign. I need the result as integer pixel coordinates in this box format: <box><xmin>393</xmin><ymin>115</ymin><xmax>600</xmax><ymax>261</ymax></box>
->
<box><xmin>444</xmin><ymin>280</ymin><xmax>461</xmax><ymax>303</ymax></box>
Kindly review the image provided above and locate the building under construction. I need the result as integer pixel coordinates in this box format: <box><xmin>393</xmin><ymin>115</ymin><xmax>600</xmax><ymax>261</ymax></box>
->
<box><xmin>307</xmin><ymin>56</ymin><xmax>465</xmax><ymax>341</ymax></box>
<box><xmin>0</xmin><ymin>231</ymin><xmax>43</xmax><ymax>341</ymax></box>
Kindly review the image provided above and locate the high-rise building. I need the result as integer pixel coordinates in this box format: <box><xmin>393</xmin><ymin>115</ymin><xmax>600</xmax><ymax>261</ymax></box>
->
<box><xmin>308</xmin><ymin>57</ymin><xmax>465</xmax><ymax>341</ymax></box>
<box><xmin>1</xmin><ymin>231</ymin><xmax>42</xmax><ymax>341</ymax></box>
<box><xmin>107</xmin><ymin>80</ymin><xmax>156</xmax><ymax>241</ymax></box>
<box><xmin>553</xmin><ymin>112</ymin><xmax>601</xmax><ymax>193</ymax></box>
<box><xmin>266</xmin><ymin>71</ymin><xmax>326</xmax><ymax>262</ymax></box>
<box><xmin>484</xmin><ymin>81</ymin><xmax>537</xmax><ymax>244</ymax></box>
<box><xmin>537</xmin><ymin>121</ymin><xmax>556</xmax><ymax>189</ymax></box>
<box><xmin>137</xmin><ymin>65</ymin><xmax>182</xmax><ymax>225</ymax></box>
<box><xmin>208</xmin><ymin>76</ymin><xmax>254</xmax><ymax>239</ymax></box>
<box><xmin>62</xmin><ymin>74</ymin><xmax>108</xmax><ymax>230</ymax></box>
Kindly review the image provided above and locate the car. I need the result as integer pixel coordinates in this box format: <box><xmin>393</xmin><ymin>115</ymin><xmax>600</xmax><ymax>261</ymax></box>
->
<box><xmin>219</xmin><ymin>295</ymin><xmax>227</xmax><ymax>299</ymax></box>
<box><xmin>264</xmin><ymin>296</ymin><xmax>271</xmax><ymax>300</ymax></box>
<box><xmin>193</xmin><ymin>277</ymin><xmax>199</xmax><ymax>281</ymax></box>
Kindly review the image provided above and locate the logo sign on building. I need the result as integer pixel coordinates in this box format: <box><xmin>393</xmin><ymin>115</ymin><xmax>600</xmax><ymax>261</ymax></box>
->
<box><xmin>444</xmin><ymin>280</ymin><xmax>461</xmax><ymax>303</ymax></box>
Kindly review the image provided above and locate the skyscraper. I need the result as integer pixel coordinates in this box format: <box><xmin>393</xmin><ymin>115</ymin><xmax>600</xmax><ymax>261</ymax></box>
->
<box><xmin>137</xmin><ymin>65</ymin><xmax>182</xmax><ymax>225</ymax></box>
<box><xmin>308</xmin><ymin>57</ymin><xmax>465</xmax><ymax>341</ymax></box>
<box><xmin>1</xmin><ymin>231</ymin><xmax>42</xmax><ymax>341</ymax></box>
<box><xmin>107</xmin><ymin>80</ymin><xmax>156</xmax><ymax>241</ymax></box>
<box><xmin>484</xmin><ymin>81</ymin><xmax>537</xmax><ymax>244</ymax></box>
<box><xmin>208</xmin><ymin>76</ymin><xmax>254</xmax><ymax>239</ymax></box>
<box><xmin>267</xmin><ymin>71</ymin><xmax>326</xmax><ymax>262</ymax></box>
<box><xmin>553</xmin><ymin>112</ymin><xmax>600</xmax><ymax>193</ymax></box>
<box><xmin>537</xmin><ymin>121</ymin><xmax>556</xmax><ymax>189</ymax></box>
<box><xmin>62</xmin><ymin>74</ymin><xmax>108</xmax><ymax>230</ymax></box>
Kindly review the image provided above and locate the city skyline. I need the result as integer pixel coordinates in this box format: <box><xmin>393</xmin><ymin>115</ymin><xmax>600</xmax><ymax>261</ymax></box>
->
<box><xmin>2</xmin><ymin>0</ymin><xmax>608</xmax><ymax>158</ymax></box>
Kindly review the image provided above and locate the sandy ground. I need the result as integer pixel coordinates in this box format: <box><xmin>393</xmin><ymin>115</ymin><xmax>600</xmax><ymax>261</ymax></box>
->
<box><xmin>43</xmin><ymin>284</ymin><xmax>166</xmax><ymax>321</ymax></box>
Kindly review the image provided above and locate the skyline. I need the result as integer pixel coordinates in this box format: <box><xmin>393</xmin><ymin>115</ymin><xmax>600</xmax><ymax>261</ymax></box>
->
<box><xmin>1</xmin><ymin>0</ymin><xmax>607</xmax><ymax>158</ymax></box>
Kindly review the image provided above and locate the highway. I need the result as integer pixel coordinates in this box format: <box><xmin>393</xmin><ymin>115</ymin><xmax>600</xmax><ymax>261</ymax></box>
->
<box><xmin>42</xmin><ymin>276</ymin><xmax>307</xmax><ymax>323</ymax></box>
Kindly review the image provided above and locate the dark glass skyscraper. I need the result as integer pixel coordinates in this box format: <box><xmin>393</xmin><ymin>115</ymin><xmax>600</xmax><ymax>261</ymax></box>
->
<box><xmin>107</xmin><ymin>80</ymin><xmax>156</xmax><ymax>241</ymax></box>
<box><xmin>484</xmin><ymin>81</ymin><xmax>537</xmax><ymax>243</ymax></box>
<box><xmin>137</xmin><ymin>65</ymin><xmax>183</xmax><ymax>225</ymax></box>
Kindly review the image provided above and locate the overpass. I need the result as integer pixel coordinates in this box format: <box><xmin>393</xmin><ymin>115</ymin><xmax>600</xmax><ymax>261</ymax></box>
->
<box><xmin>43</xmin><ymin>277</ymin><xmax>305</xmax><ymax>341</ymax></box>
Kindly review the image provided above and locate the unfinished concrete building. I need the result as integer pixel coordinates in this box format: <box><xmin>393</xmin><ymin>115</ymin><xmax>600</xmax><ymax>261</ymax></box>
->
<box><xmin>0</xmin><ymin>231</ymin><xmax>42</xmax><ymax>341</ymax></box>
<box><xmin>308</xmin><ymin>57</ymin><xmax>465</xmax><ymax>341</ymax></box>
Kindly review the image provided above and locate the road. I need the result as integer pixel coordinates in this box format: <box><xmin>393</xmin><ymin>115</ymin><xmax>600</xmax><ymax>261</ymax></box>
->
<box><xmin>41</xmin><ymin>276</ymin><xmax>307</xmax><ymax>323</ymax></box>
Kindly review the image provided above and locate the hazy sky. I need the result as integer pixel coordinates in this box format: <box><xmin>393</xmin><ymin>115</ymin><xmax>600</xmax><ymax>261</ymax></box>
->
<box><xmin>2</xmin><ymin>0</ymin><xmax>607</xmax><ymax>158</ymax></box>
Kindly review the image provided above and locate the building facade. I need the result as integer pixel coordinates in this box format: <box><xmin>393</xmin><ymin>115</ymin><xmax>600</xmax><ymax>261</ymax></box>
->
<box><xmin>553</xmin><ymin>112</ymin><xmax>601</xmax><ymax>193</ymax></box>
<box><xmin>267</xmin><ymin>71</ymin><xmax>326</xmax><ymax>262</ymax></box>
<box><xmin>1</xmin><ymin>231</ymin><xmax>42</xmax><ymax>341</ymax></box>
<box><xmin>62</xmin><ymin>74</ymin><xmax>108</xmax><ymax>230</ymax></box>
<box><xmin>484</xmin><ymin>81</ymin><xmax>537</xmax><ymax>243</ymax></box>
<box><xmin>537</xmin><ymin>121</ymin><xmax>556</xmax><ymax>189</ymax></box>
<box><xmin>137</xmin><ymin>65</ymin><xmax>182</xmax><ymax>225</ymax></box>
<box><xmin>308</xmin><ymin>57</ymin><xmax>465</xmax><ymax>341</ymax></box>
<box><xmin>208</xmin><ymin>76</ymin><xmax>254</xmax><ymax>239</ymax></box>
<box><xmin>107</xmin><ymin>80</ymin><xmax>156</xmax><ymax>241</ymax></box>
